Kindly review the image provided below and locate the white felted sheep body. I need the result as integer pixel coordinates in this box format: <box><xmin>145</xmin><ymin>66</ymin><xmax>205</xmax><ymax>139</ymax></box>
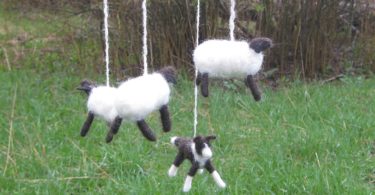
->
<box><xmin>105</xmin><ymin>66</ymin><xmax>176</xmax><ymax>143</ymax></box>
<box><xmin>194</xmin><ymin>40</ymin><xmax>263</xmax><ymax>78</ymax></box>
<box><xmin>115</xmin><ymin>73</ymin><xmax>170</xmax><ymax>121</ymax></box>
<box><xmin>87</xmin><ymin>86</ymin><xmax>118</xmax><ymax>123</ymax></box>
<box><xmin>193</xmin><ymin>37</ymin><xmax>272</xmax><ymax>100</ymax></box>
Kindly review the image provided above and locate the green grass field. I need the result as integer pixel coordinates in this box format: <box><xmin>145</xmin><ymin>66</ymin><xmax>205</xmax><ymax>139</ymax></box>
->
<box><xmin>1</xmin><ymin>69</ymin><xmax>374</xmax><ymax>194</ymax></box>
<box><xmin>0</xmin><ymin>7</ymin><xmax>374</xmax><ymax>195</ymax></box>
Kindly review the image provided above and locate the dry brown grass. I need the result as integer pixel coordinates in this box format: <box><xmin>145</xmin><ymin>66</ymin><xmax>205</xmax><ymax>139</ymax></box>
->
<box><xmin>2</xmin><ymin>0</ymin><xmax>375</xmax><ymax>79</ymax></box>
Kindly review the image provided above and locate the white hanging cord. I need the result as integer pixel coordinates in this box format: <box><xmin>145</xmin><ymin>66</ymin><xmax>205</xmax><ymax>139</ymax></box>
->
<box><xmin>229</xmin><ymin>0</ymin><xmax>236</xmax><ymax>41</ymax></box>
<box><xmin>195</xmin><ymin>0</ymin><xmax>200</xmax><ymax>48</ymax></box>
<box><xmin>142</xmin><ymin>0</ymin><xmax>148</xmax><ymax>75</ymax></box>
<box><xmin>193</xmin><ymin>0</ymin><xmax>201</xmax><ymax>137</ymax></box>
<box><xmin>103</xmin><ymin>0</ymin><xmax>110</xmax><ymax>86</ymax></box>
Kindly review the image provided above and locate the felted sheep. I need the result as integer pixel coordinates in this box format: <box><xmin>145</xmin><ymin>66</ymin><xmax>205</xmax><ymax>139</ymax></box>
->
<box><xmin>105</xmin><ymin>66</ymin><xmax>177</xmax><ymax>143</ymax></box>
<box><xmin>77</xmin><ymin>80</ymin><xmax>118</xmax><ymax>137</ymax></box>
<box><xmin>193</xmin><ymin>37</ymin><xmax>272</xmax><ymax>101</ymax></box>
<box><xmin>168</xmin><ymin>135</ymin><xmax>226</xmax><ymax>192</ymax></box>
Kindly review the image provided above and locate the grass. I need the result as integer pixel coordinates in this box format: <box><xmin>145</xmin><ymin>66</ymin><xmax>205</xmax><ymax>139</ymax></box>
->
<box><xmin>0</xmin><ymin>69</ymin><xmax>374</xmax><ymax>194</ymax></box>
<box><xmin>0</xmin><ymin>6</ymin><xmax>374</xmax><ymax>195</ymax></box>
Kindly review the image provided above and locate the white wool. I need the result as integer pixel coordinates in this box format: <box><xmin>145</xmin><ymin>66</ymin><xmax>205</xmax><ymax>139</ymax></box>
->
<box><xmin>87</xmin><ymin>86</ymin><xmax>118</xmax><ymax>123</ymax></box>
<box><xmin>115</xmin><ymin>73</ymin><xmax>170</xmax><ymax>121</ymax></box>
<box><xmin>168</xmin><ymin>164</ymin><xmax>178</xmax><ymax>177</ymax></box>
<box><xmin>191</xmin><ymin>143</ymin><xmax>211</xmax><ymax>167</ymax></box>
<box><xmin>193</xmin><ymin>40</ymin><xmax>264</xmax><ymax>78</ymax></box>
<box><xmin>183</xmin><ymin>175</ymin><xmax>193</xmax><ymax>192</ymax></box>
<box><xmin>211</xmin><ymin>171</ymin><xmax>226</xmax><ymax>188</ymax></box>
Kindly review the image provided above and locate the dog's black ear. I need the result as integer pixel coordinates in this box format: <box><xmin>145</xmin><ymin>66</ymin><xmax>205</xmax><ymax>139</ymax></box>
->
<box><xmin>205</xmin><ymin>135</ymin><xmax>216</xmax><ymax>143</ymax></box>
<box><xmin>249</xmin><ymin>37</ymin><xmax>272</xmax><ymax>53</ymax></box>
<box><xmin>193</xmin><ymin>135</ymin><xmax>204</xmax><ymax>143</ymax></box>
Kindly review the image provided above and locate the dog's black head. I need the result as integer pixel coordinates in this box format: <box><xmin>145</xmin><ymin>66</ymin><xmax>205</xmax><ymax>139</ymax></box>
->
<box><xmin>193</xmin><ymin>135</ymin><xmax>216</xmax><ymax>155</ymax></box>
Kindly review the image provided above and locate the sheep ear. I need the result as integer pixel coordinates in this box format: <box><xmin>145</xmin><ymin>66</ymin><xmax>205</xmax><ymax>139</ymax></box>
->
<box><xmin>77</xmin><ymin>86</ymin><xmax>92</xmax><ymax>95</ymax></box>
<box><xmin>77</xmin><ymin>80</ymin><xmax>96</xmax><ymax>95</ymax></box>
<box><xmin>206</xmin><ymin>135</ymin><xmax>216</xmax><ymax>142</ymax></box>
<box><xmin>80</xmin><ymin>80</ymin><xmax>95</xmax><ymax>86</ymax></box>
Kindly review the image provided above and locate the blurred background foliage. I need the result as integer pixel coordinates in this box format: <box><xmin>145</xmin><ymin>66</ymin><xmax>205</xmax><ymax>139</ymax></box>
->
<box><xmin>2</xmin><ymin>0</ymin><xmax>375</xmax><ymax>80</ymax></box>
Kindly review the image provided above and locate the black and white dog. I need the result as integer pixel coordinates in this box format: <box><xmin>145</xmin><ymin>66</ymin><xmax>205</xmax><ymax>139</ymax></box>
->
<box><xmin>168</xmin><ymin>135</ymin><xmax>226</xmax><ymax>192</ymax></box>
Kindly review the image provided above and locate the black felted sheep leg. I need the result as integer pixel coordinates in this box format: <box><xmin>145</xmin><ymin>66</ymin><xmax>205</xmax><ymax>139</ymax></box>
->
<box><xmin>80</xmin><ymin>112</ymin><xmax>95</xmax><ymax>137</ymax></box>
<box><xmin>111</xmin><ymin>117</ymin><xmax>123</xmax><ymax>135</ymax></box>
<box><xmin>106</xmin><ymin>117</ymin><xmax>122</xmax><ymax>143</ymax></box>
<box><xmin>105</xmin><ymin>132</ymin><xmax>114</xmax><ymax>143</ymax></box>
<box><xmin>137</xmin><ymin>120</ymin><xmax>157</xmax><ymax>141</ymax></box>
<box><xmin>159</xmin><ymin>105</ymin><xmax>171</xmax><ymax>132</ymax></box>
<box><xmin>245</xmin><ymin>75</ymin><xmax>262</xmax><ymax>101</ymax></box>
<box><xmin>196</xmin><ymin>72</ymin><xmax>202</xmax><ymax>85</ymax></box>
<box><xmin>201</xmin><ymin>73</ymin><xmax>209</xmax><ymax>97</ymax></box>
